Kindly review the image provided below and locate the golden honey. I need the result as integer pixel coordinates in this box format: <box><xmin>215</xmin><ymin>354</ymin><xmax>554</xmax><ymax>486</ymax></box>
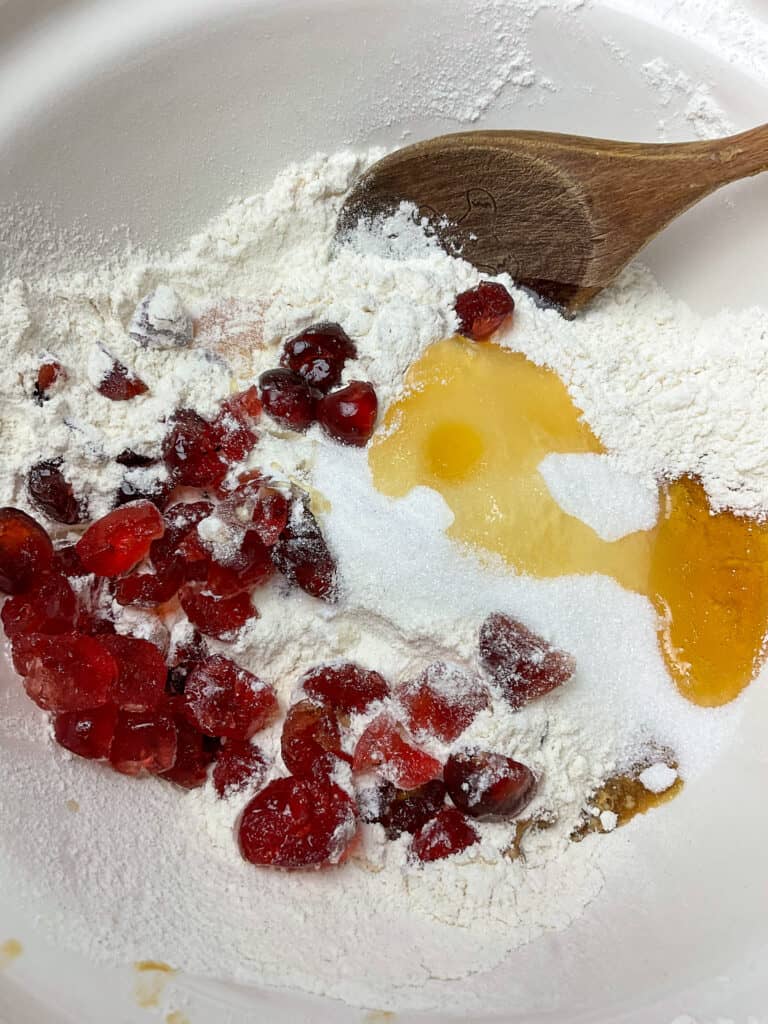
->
<box><xmin>370</xmin><ymin>336</ymin><xmax>768</xmax><ymax>706</ymax></box>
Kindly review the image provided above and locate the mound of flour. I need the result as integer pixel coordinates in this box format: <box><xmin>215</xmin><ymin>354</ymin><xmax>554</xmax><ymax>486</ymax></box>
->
<box><xmin>0</xmin><ymin>147</ymin><xmax>764</xmax><ymax>1010</ymax></box>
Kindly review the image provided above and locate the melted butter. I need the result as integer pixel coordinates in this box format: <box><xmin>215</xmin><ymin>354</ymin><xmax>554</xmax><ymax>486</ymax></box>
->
<box><xmin>370</xmin><ymin>337</ymin><xmax>768</xmax><ymax>707</ymax></box>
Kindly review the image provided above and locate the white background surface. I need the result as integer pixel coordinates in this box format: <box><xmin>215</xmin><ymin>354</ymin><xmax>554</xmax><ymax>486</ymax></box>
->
<box><xmin>1</xmin><ymin>1</ymin><xmax>767</xmax><ymax>1021</ymax></box>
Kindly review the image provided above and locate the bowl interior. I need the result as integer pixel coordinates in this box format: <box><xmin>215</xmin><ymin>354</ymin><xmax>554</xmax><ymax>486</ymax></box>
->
<box><xmin>1</xmin><ymin>2</ymin><xmax>767</xmax><ymax>1022</ymax></box>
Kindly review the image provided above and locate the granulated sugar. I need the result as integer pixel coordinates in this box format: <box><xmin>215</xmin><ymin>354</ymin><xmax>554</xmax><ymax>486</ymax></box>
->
<box><xmin>0</xmin><ymin>142</ymin><xmax>764</xmax><ymax>1012</ymax></box>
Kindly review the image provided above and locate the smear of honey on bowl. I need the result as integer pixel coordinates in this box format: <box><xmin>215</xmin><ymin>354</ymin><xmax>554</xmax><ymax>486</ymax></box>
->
<box><xmin>134</xmin><ymin>960</ymin><xmax>177</xmax><ymax>1008</ymax></box>
<box><xmin>370</xmin><ymin>336</ymin><xmax>768</xmax><ymax>707</ymax></box>
<box><xmin>0</xmin><ymin>939</ymin><xmax>22</xmax><ymax>969</ymax></box>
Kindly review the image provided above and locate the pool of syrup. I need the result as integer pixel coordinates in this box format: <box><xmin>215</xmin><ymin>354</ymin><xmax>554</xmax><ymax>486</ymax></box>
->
<box><xmin>370</xmin><ymin>336</ymin><xmax>768</xmax><ymax>707</ymax></box>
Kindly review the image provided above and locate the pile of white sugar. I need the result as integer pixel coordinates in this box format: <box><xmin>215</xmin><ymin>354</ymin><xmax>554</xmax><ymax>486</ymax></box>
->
<box><xmin>0</xmin><ymin>148</ymin><xmax>765</xmax><ymax>1012</ymax></box>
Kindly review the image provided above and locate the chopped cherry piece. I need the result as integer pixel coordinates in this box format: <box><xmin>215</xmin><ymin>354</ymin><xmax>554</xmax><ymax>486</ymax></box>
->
<box><xmin>53</xmin><ymin>704</ymin><xmax>118</xmax><ymax>760</ymax></box>
<box><xmin>108</xmin><ymin>709</ymin><xmax>178</xmax><ymax>776</ymax></box>
<box><xmin>479</xmin><ymin>612</ymin><xmax>575</xmax><ymax>709</ymax></box>
<box><xmin>212</xmin><ymin>387</ymin><xmax>261</xmax><ymax>462</ymax></box>
<box><xmin>302</xmin><ymin>662</ymin><xmax>389</xmax><ymax>713</ymax></box>
<box><xmin>34</xmin><ymin>361</ymin><xmax>65</xmax><ymax>403</ymax></box>
<box><xmin>258</xmin><ymin>368</ymin><xmax>317</xmax><ymax>432</ymax></box>
<box><xmin>162</xmin><ymin>409</ymin><xmax>227</xmax><ymax>488</ymax></box>
<box><xmin>160</xmin><ymin>717</ymin><xmax>220</xmax><ymax>789</ymax></box>
<box><xmin>398</xmin><ymin>662</ymin><xmax>489</xmax><ymax>743</ymax></box>
<box><xmin>444</xmin><ymin>749</ymin><xmax>536</xmax><ymax>820</ymax></box>
<box><xmin>363</xmin><ymin>779</ymin><xmax>447</xmax><ymax>839</ymax></box>
<box><xmin>213</xmin><ymin>415</ymin><xmax>257</xmax><ymax>464</ymax></box>
<box><xmin>0</xmin><ymin>508</ymin><xmax>53</xmax><ymax>594</ymax></box>
<box><xmin>238</xmin><ymin>775</ymin><xmax>357</xmax><ymax>869</ymax></box>
<box><xmin>281</xmin><ymin>699</ymin><xmax>347</xmax><ymax>777</ymax></box>
<box><xmin>14</xmin><ymin>632</ymin><xmax>117</xmax><ymax>712</ymax></box>
<box><xmin>455</xmin><ymin>282</ymin><xmax>515</xmax><ymax>341</ymax></box>
<box><xmin>225</xmin><ymin>385</ymin><xmax>263</xmax><ymax>421</ymax></box>
<box><xmin>114</xmin><ymin>562</ymin><xmax>184</xmax><ymax>607</ymax></box>
<box><xmin>1</xmin><ymin>572</ymin><xmax>78</xmax><ymax>637</ymax></box>
<box><xmin>51</xmin><ymin>543</ymin><xmax>88</xmax><ymax>578</ymax></box>
<box><xmin>280</xmin><ymin>322</ymin><xmax>356</xmax><ymax>393</ymax></box>
<box><xmin>353</xmin><ymin>714</ymin><xmax>442</xmax><ymax>790</ymax></box>
<box><xmin>150</xmin><ymin>501</ymin><xmax>213</xmax><ymax>573</ymax></box>
<box><xmin>115</xmin><ymin>449</ymin><xmax>157</xmax><ymax>468</ymax></box>
<box><xmin>97</xmin><ymin>360</ymin><xmax>149</xmax><ymax>401</ymax></box>
<box><xmin>250</xmin><ymin>487</ymin><xmax>290</xmax><ymax>547</ymax></box>
<box><xmin>100</xmin><ymin>634</ymin><xmax>167</xmax><ymax>712</ymax></box>
<box><xmin>411</xmin><ymin>806</ymin><xmax>480</xmax><ymax>863</ymax></box>
<box><xmin>76</xmin><ymin>501</ymin><xmax>164</xmax><ymax>576</ymax></box>
<box><xmin>213</xmin><ymin>739</ymin><xmax>268</xmax><ymax>797</ymax></box>
<box><xmin>184</xmin><ymin>654</ymin><xmax>278</xmax><ymax>739</ymax></box>
<box><xmin>27</xmin><ymin>460</ymin><xmax>86</xmax><ymax>524</ymax></box>
<box><xmin>114</xmin><ymin>473</ymin><xmax>171</xmax><ymax>511</ymax></box>
<box><xmin>180</xmin><ymin>587</ymin><xmax>257</xmax><ymax>639</ymax></box>
<box><xmin>270</xmin><ymin>497</ymin><xmax>337</xmax><ymax>601</ymax></box>
<box><xmin>316</xmin><ymin>381</ymin><xmax>378</xmax><ymax>447</ymax></box>
<box><xmin>166</xmin><ymin>629</ymin><xmax>209</xmax><ymax>694</ymax></box>
<box><xmin>206</xmin><ymin>531</ymin><xmax>274</xmax><ymax>597</ymax></box>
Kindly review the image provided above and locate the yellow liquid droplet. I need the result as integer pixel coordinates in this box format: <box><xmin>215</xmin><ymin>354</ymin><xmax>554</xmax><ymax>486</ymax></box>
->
<box><xmin>0</xmin><ymin>939</ymin><xmax>22</xmax><ymax>969</ymax></box>
<box><xmin>134</xmin><ymin>961</ymin><xmax>176</xmax><ymax>1008</ymax></box>
<box><xmin>369</xmin><ymin>337</ymin><xmax>768</xmax><ymax>706</ymax></box>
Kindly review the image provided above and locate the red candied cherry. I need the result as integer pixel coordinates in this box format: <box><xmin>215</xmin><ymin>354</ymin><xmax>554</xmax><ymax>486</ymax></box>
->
<box><xmin>51</xmin><ymin>543</ymin><xmax>87</xmax><ymax>578</ymax></box>
<box><xmin>258</xmin><ymin>368</ymin><xmax>318</xmax><ymax>432</ymax></box>
<box><xmin>108</xmin><ymin>709</ymin><xmax>178</xmax><ymax>776</ymax></box>
<box><xmin>270</xmin><ymin>497</ymin><xmax>337</xmax><ymax>601</ymax></box>
<box><xmin>97</xmin><ymin>360</ymin><xmax>149</xmax><ymax>401</ymax></box>
<box><xmin>280</xmin><ymin>322</ymin><xmax>356</xmax><ymax>393</ymax></box>
<box><xmin>114</xmin><ymin>472</ymin><xmax>172</xmax><ymax>511</ymax></box>
<box><xmin>353</xmin><ymin>714</ymin><xmax>442</xmax><ymax>790</ymax></box>
<box><xmin>150</xmin><ymin>501</ymin><xmax>213</xmax><ymax>573</ymax></box>
<box><xmin>76</xmin><ymin>500</ymin><xmax>164</xmax><ymax>577</ymax></box>
<box><xmin>411</xmin><ymin>806</ymin><xmax>480</xmax><ymax>863</ymax></box>
<box><xmin>0</xmin><ymin>508</ymin><xmax>54</xmax><ymax>594</ymax></box>
<box><xmin>206</xmin><ymin>531</ymin><xmax>274</xmax><ymax>597</ymax></box>
<box><xmin>362</xmin><ymin>779</ymin><xmax>447</xmax><ymax>840</ymax></box>
<box><xmin>53</xmin><ymin>704</ymin><xmax>119</xmax><ymax>760</ymax></box>
<box><xmin>162</xmin><ymin>408</ymin><xmax>227</xmax><ymax>488</ymax></box>
<box><xmin>180</xmin><ymin>587</ymin><xmax>257</xmax><ymax>639</ymax></box>
<box><xmin>160</xmin><ymin>717</ymin><xmax>220</xmax><ymax>789</ymax></box>
<box><xmin>213</xmin><ymin>739</ymin><xmax>268</xmax><ymax>797</ymax></box>
<box><xmin>212</xmin><ymin>386</ymin><xmax>261</xmax><ymax>463</ymax></box>
<box><xmin>455</xmin><ymin>281</ymin><xmax>515</xmax><ymax>341</ymax></box>
<box><xmin>114</xmin><ymin>562</ymin><xmax>185</xmax><ymax>607</ymax></box>
<box><xmin>1</xmin><ymin>572</ymin><xmax>78</xmax><ymax>637</ymax></box>
<box><xmin>316</xmin><ymin>381</ymin><xmax>378</xmax><ymax>447</ymax></box>
<box><xmin>115</xmin><ymin>449</ymin><xmax>156</xmax><ymax>468</ymax></box>
<box><xmin>34</xmin><ymin>361</ymin><xmax>65</xmax><ymax>403</ymax></box>
<box><xmin>398</xmin><ymin>662</ymin><xmax>489</xmax><ymax>744</ymax></box>
<box><xmin>27</xmin><ymin>459</ymin><xmax>86</xmax><ymax>525</ymax></box>
<box><xmin>165</xmin><ymin>629</ymin><xmax>209</xmax><ymax>695</ymax></box>
<box><xmin>479</xmin><ymin>612</ymin><xmax>575</xmax><ymax>709</ymax></box>
<box><xmin>13</xmin><ymin>632</ymin><xmax>117</xmax><ymax>712</ymax></box>
<box><xmin>301</xmin><ymin>662</ymin><xmax>389</xmax><ymax>714</ymax></box>
<box><xmin>444</xmin><ymin>749</ymin><xmax>536</xmax><ymax>820</ymax></box>
<box><xmin>281</xmin><ymin>699</ymin><xmax>348</xmax><ymax>777</ymax></box>
<box><xmin>251</xmin><ymin>487</ymin><xmax>290</xmax><ymax>546</ymax></box>
<box><xmin>184</xmin><ymin>654</ymin><xmax>278</xmax><ymax>739</ymax></box>
<box><xmin>100</xmin><ymin>634</ymin><xmax>167</xmax><ymax>712</ymax></box>
<box><xmin>238</xmin><ymin>774</ymin><xmax>358</xmax><ymax>869</ymax></box>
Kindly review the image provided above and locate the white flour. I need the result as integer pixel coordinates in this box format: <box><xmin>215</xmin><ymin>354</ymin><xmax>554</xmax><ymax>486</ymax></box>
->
<box><xmin>0</xmin><ymin>145</ymin><xmax>763</xmax><ymax>1011</ymax></box>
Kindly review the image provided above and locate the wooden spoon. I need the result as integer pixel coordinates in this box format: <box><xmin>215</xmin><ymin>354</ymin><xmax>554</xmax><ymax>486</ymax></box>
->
<box><xmin>336</xmin><ymin>126</ymin><xmax>768</xmax><ymax>316</ymax></box>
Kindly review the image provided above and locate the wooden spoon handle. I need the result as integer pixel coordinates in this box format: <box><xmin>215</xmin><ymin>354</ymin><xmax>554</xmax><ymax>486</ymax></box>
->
<box><xmin>656</xmin><ymin>123</ymin><xmax>768</xmax><ymax>186</ymax></box>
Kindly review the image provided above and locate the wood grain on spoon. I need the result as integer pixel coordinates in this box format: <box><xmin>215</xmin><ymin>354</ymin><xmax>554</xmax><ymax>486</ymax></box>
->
<box><xmin>336</xmin><ymin>126</ymin><xmax>768</xmax><ymax>315</ymax></box>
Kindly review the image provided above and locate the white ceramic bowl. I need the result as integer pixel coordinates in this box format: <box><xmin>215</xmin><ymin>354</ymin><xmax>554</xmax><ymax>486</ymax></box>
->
<box><xmin>1</xmin><ymin>2</ymin><xmax>767</xmax><ymax>1021</ymax></box>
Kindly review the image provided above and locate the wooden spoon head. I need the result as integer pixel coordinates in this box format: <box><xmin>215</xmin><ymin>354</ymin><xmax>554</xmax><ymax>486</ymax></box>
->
<box><xmin>336</xmin><ymin>135</ymin><xmax>605</xmax><ymax>316</ymax></box>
